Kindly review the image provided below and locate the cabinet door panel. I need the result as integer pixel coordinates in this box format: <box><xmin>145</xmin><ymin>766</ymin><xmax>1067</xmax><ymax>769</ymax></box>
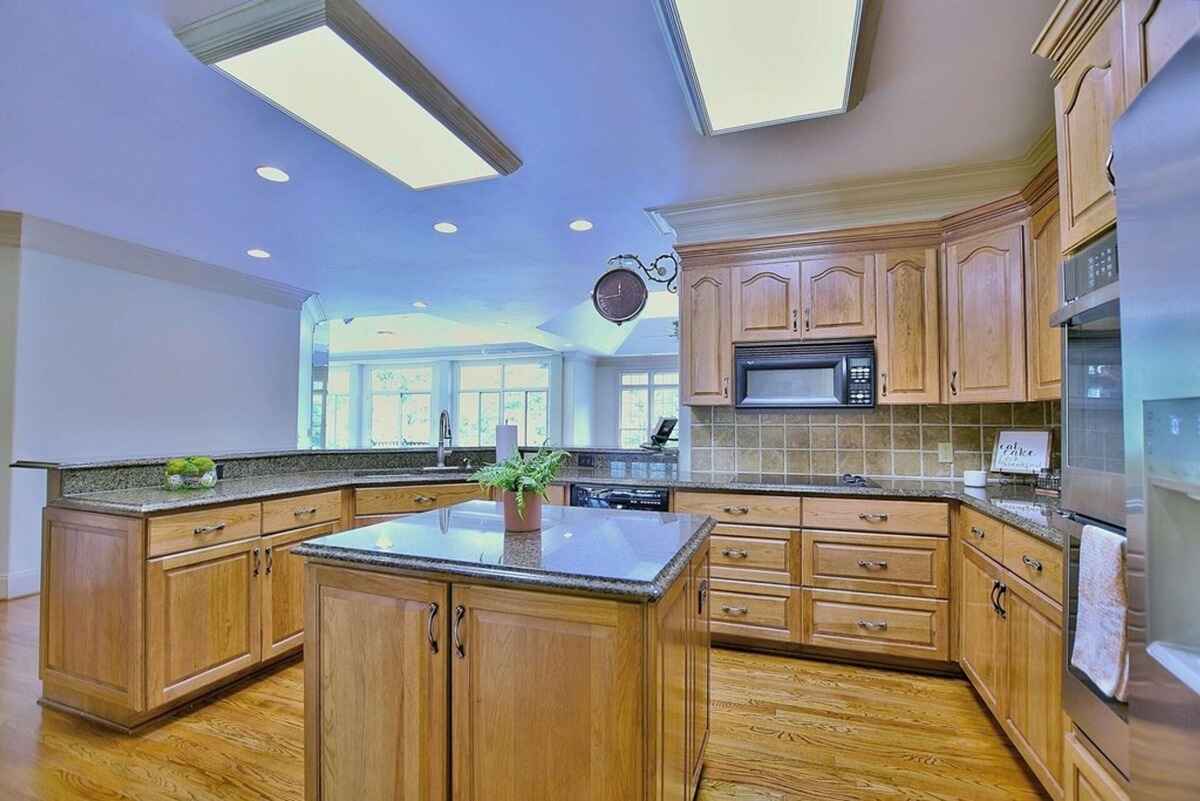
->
<box><xmin>681</xmin><ymin>267</ymin><xmax>732</xmax><ymax>405</ymax></box>
<box><xmin>451</xmin><ymin>585</ymin><xmax>643</xmax><ymax>801</ymax></box>
<box><xmin>1054</xmin><ymin>6</ymin><xmax>1124</xmax><ymax>251</ymax></box>
<box><xmin>875</xmin><ymin>248</ymin><xmax>940</xmax><ymax>404</ymax></box>
<box><xmin>1027</xmin><ymin>199</ymin><xmax>1063</xmax><ymax>400</ymax></box>
<box><xmin>800</xmin><ymin>255</ymin><xmax>876</xmax><ymax>339</ymax></box>
<box><xmin>945</xmin><ymin>226</ymin><xmax>1027</xmax><ymax>402</ymax></box>
<box><xmin>146</xmin><ymin>538</ymin><xmax>260</xmax><ymax>707</ymax></box>
<box><xmin>958</xmin><ymin>543</ymin><xmax>1008</xmax><ymax>715</ymax></box>
<box><xmin>1123</xmin><ymin>0</ymin><xmax>1200</xmax><ymax>99</ymax></box>
<box><xmin>690</xmin><ymin>550</ymin><xmax>711</xmax><ymax>793</ymax></box>
<box><xmin>731</xmin><ymin>261</ymin><xmax>800</xmax><ymax>342</ymax></box>
<box><xmin>262</xmin><ymin>521</ymin><xmax>335</xmax><ymax>659</ymax></box>
<box><xmin>1003</xmin><ymin>578</ymin><xmax>1064</xmax><ymax>798</ymax></box>
<box><xmin>306</xmin><ymin>566</ymin><xmax>447</xmax><ymax>801</ymax></box>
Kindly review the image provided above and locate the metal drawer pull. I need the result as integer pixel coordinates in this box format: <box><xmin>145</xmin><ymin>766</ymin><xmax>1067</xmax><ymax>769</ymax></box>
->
<box><xmin>792</xmin><ymin>308</ymin><xmax>798</xmax><ymax>332</ymax></box>
<box><xmin>698</xmin><ymin>580</ymin><xmax>708</xmax><ymax>614</ymax></box>
<box><xmin>720</xmin><ymin>605</ymin><xmax>749</xmax><ymax>616</ymax></box>
<box><xmin>858</xmin><ymin>513</ymin><xmax>889</xmax><ymax>523</ymax></box>
<box><xmin>857</xmin><ymin>559</ymin><xmax>888</xmax><ymax>570</ymax></box>
<box><xmin>996</xmin><ymin>583</ymin><xmax>1008</xmax><ymax>618</ymax></box>
<box><xmin>453</xmin><ymin>605</ymin><xmax>466</xmax><ymax>658</ymax></box>
<box><xmin>950</xmin><ymin>370</ymin><xmax>958</xmax><ymax>396</ymax></box>
<box><xmin>265</xmin><ymin>547</ymin><xmax>273</xmax><ymax>575</ymax></box>
<box><xmin>970</xmin><ymin>525</ymin><xmax>986</xmax><ymax>539</ymax></box>
<box><xmin>252</xmin><ymin>547</ymin><xmax>261</xmax><ymax>577</ymax></box>
<box><xmin>193</xmin><ymin>523</ymin><xmax>226</xmax><ymax>535</ymax></box>
<box><xmin>857</xmin><ymin>620</ymin><xmax>888</xmax><ymax>632</ymax></box>
<box><xmin>721</xmin><ymin>547</ymin><xmax>749</xmax><ymax>559</ymax></box>
<box><xmin>1022</xmin><ymin>554</ymin><xmax>1044</xmax><ymax>573</ymax></box>
<box><xmin>414</xmin><ymin>495</ymin><xmax>438</xmax><ymax>504</ymax></box>
<box><xmin>294</xmin><ymin>506</ymin><xmax>319</xmax><ymax>516</ymax></box>
<box><xmin>427</xmin><ymin>602</ymin><xmax>439</xmax><ymax>654</ymax></box>
<box><xmin>722</xmin><ymin>506</ymin><xmax>750</xmax><ymax>515</ymax></box>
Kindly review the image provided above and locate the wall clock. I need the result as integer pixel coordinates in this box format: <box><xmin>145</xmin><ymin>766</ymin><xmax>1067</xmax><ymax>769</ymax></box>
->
<box><xmin>592</xmin><ymin>268</ymin><xmax>649</xmax><ymax>325</ymax></box>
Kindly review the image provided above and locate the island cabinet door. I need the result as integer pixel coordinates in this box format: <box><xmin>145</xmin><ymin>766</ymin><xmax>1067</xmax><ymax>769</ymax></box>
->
<box><xmin>145</xmin><ymin>538</ymin><xmax>262</xmax><ymax>708</ymax></box>
<box><xmin>305</xmin><ymin>565</ymin><xmax>448</xmax><ymax>801</ymax></box>
<box><xmin>689</xmin><ymin>549</ymin><xmax>711</xmax><ymax>796</ymax></box>
<box><xmin>261</xmin><ymin>521</ymin><xmax>335</xmax><ymax>660</ymax></box>
<box><xmin>654</xmin><ymin>569</ymin><xmax>692</xmax><ymax>801</ymax></box>
<box><xmin>450</xmin><ymin>584</ymin><xmax>644</xmax><ymax>801</ymax></box>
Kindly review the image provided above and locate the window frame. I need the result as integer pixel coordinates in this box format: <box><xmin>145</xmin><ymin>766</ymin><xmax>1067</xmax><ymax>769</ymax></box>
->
<box><xmin>455</xmin><ymin>358</ymin><xmax>552</xmax><ymax>448</ymax></box>
<box><xmin>618</xmin><ymin>368</ymin><xmax>680</xmax><ymax>449</ymax></box>
<box><xmin>364</xmin><ymin>363</ymin><xmax>436</xmax><ymax>448</ymax></box>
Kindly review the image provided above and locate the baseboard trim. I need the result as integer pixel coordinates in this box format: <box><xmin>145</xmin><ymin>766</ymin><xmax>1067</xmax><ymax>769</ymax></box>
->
<box><xmin>1</xmin><ymin>568</ymin><xmax>40</xmax><ymax>599</ymax></box>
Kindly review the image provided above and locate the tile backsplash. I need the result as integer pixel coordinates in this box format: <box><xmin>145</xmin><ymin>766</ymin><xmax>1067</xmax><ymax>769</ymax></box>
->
<box><xmin>689</xmin><ymin>402</ymin><xmax>1060</xmax><ymax>479</ymax></box>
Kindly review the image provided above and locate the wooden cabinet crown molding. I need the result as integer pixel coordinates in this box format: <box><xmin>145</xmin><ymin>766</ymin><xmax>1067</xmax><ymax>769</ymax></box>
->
<box><xmin>1033</xmin><ymin>0</ymin><xmax>1122</xmax><ymax>75</ymax></box>
<box><xmin>0</xmin><ymin>210</ymin><xmax>21</xmax><ymax>247</ymax></box>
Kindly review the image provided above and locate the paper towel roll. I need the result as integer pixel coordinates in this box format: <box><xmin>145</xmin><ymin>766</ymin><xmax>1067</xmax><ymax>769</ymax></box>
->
<box><xmin>495</xmin><ymin>425</ymin><xmax>519</xmax><ymax>461</ymax></box>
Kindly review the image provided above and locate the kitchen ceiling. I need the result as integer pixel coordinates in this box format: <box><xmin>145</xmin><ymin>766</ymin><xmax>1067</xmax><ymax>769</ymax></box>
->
<box><xmin>0</xmin><ymin>0</ymin><xmax>1055</xmax><ymax>328</ymax></box>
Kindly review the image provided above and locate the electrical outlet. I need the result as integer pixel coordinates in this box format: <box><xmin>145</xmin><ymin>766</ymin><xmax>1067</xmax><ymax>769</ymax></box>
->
<box><xmin>577</xmin><ymin>453</ymin><xmax>596</xmax><ymax>468</ymax></box>
<box><xmin>938</xmin><ymin>442</ymin><xmax>954</xmax><ymax>463</ymax></box>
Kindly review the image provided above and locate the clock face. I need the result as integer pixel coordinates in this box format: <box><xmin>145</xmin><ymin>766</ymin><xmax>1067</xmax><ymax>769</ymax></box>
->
<box><xmin>592</xmin><ymin>268</ymin><xmax>648</xmax><ymax>324</ymax></box>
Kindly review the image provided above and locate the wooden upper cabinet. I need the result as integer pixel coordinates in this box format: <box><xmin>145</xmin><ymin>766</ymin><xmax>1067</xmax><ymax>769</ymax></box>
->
<box><xmin>1122</xmin><ymin>0</ymin><xmax>1200</xmax><ymax>98</ymax></box>
<box><xmin>680</xmin><ymin>266</ymin><xmax>732</xmax><ymax>405</ymax></box>
<box><xmin>799</xmin><ymin>255</ymin><xmax>876</xmax><ymax>339</ymax></box>
<box><xmin>874</xmin><ymin>248</ymin><xmax>940</xmax><ymax>404</ymax></box>
<box><xmin>958</xmin><ymin>543</ymin><xmax>1008</xmax><ymax>715</ymax></box>
<box><xmin>944</xmin><ymin>225</ymin><xmax>1027</xmax><ymax>403</ymax></box>
<box><xmin>731</xmin><ymin>261</ymin><xmax>801</xmax><ymax>342</ymax></box>
<box><xmin>1053</xmin><ymin>5</ymin><xmax>1125</xmax><ymax>252</ymax></box>
<box><xmin>146</xmin><ymin>538</ymin><xmax>262</xmax><ymax>708</ymax></box>
<box><xmin>1027</xmin><ymin>198</ymin><xmax>1064</xmax><ymax>400</ymax></box>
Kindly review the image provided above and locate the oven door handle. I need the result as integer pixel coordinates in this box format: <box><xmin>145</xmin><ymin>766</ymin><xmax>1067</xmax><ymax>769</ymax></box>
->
<box><xmin>1049</xmin><ymin>281</ymin><xmax>1120</xmax><ymax>327</ymax></box>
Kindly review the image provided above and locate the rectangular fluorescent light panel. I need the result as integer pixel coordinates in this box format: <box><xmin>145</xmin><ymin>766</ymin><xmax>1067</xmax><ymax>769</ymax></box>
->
<box><xmin>664</xmin><ymin>0</ymin><xmax>863</xmax><ymax>134</ymax></box>
<box><xmin>215</xmin><ymin>26</ymin><xmax>497</xmax><ymax>189</ymax></box>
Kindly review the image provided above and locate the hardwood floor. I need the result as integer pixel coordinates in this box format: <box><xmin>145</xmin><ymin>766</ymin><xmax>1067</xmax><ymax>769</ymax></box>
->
<box><xmin>0</xmin><ymin>595</ymin><xmax>1047</xmax><ymax>800</ymax></box>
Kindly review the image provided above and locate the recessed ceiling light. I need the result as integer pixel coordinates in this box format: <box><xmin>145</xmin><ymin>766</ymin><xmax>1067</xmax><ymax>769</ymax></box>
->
<box><xmin>246</xmin><ymin>248</ymin><xmax>271</xmax><ymax>259</ymax></box>
<box><xmin>568</xmin><ymin>219</ymin><xmax>593</xmax><ymax>232</ymax></box>
<box><xmin>433</xmin><ymin>222</ymin><xmax>458</xmax><ymax>234</ymax></box>
<box><xmin>255</xmin><ymin>165</ymin><xmax>290</xmax><ymax>182</ymax></box>
<box><xmin>412</xmin><ymin>300</ymin><xmax>429</xmax><ymax>309</ymax></box>
<box><xmin>655</xmin><ymin>0</ymin><xmax>865</xmax><ymax>134</ymax></box>
<box><xmin>176</xmin><ymin>0</ymin><xmax>521</xmax><ymax>189</ymax></box>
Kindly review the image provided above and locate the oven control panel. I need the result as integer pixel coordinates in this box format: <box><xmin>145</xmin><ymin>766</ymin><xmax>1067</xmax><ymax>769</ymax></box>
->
<box><xmin>1064</xmin><ymin>229</ymin><xmax>1118</xmax><ymax>300</ymax></box>
<box><xmin>848</xmin><ymin>357</ymin><xmax>874</xmax><ymax>406</ymax></box>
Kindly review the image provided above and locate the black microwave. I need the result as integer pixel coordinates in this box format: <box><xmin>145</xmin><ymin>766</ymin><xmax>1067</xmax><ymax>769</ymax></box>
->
<box><xmin>733</xmin><ymin>341</ymin><xmax>875</xmax><ymax>409</ymax></box>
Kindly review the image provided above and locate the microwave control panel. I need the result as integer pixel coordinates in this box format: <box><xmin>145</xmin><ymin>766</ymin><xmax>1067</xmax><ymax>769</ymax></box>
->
<box><xmin>848</xmin><ymin>358</ymin><xmax>874</xmax><ymax>405</ymax></box>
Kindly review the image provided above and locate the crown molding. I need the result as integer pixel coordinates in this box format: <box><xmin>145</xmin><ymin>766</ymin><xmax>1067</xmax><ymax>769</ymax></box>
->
<box><xmin>0</xmin><ymin>211</ymin><xmax>21</xmax><ymax>247</ymax></box>
<box><xmin>7</xmin><ymin>212</ymin><xmax>314</xmax><ymax>310</ymax></box>
<box><xmin>646</xmin><ymin>127</ymin><xmax>1056</xmax><ymax>246</ymax></box>
<box><xmin>1032</xmin><ymin>0</ymin><xmax>1118</xmax><ymax>77</ymax></box>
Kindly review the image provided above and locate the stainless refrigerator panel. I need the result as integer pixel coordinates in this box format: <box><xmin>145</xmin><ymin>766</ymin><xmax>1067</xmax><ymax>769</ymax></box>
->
<box><xmin>1113</xmin><ymin>32</ymin><xmax>1200</xmax><ymax>801</ymax></box>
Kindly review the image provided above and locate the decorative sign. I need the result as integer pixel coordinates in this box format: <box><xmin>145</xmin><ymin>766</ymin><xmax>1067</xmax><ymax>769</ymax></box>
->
<box><xmin>990</xmin><ymin>430</ymin><xmax>1052</xmax><ymax>475</ymax></box>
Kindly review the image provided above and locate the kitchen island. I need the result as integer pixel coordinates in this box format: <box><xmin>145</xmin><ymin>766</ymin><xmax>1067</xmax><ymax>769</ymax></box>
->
<box><xmin>294</xmin><ymin>500</ymin><xmax>714</xmax><ymax>801</ymax></box>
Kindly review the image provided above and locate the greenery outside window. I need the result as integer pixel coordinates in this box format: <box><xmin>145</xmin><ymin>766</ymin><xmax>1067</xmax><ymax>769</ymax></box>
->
<box><xmin>457</xmin><ymin>360</ymin><xmax>550</xmax><ymax>447</ymax></box>
<box><xmin>368</xmin><ymin>365</ymin><xmax>434</xmax><ymax>447</ymax></box>
<box><xmin>619</xmin><ymin>370</ymin><xmax>679</xmax><ymax>449</ymax></box>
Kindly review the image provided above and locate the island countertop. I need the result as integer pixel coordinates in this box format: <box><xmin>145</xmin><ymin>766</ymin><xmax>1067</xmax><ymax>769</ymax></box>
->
<box><xmin>294</xmin><ymin>499</ymin><xmax>716</xmax><ymax>601</ymax></box>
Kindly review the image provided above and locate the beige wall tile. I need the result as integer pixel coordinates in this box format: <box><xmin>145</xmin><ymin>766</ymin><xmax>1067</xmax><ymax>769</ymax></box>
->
<box><xmin>921</xmin><ymin>405</ymin><xmax>949</xmax><ymax>423</ymax></box>
<box><xmin>737</xmin><ymin>448</ymin><xmax>761</xmax><ymax>471</ymax></box>
<box><xmin>761</xmin><ymin>449</ymin><xmax>785</xmax><ymax>474</ymax></box>
<box><xmin>786</xmin><ymin>450</ymin><xmax>811</xmax><ymax>473</ymax></box>
<box><xmin>692</xmin><ymin>424</ymin><xmax>713</xmax><ymax>447</ymax></box>
<box><xmin>921</xmin><ymin>425</ymin><xmax>950</xmax><ymax>450</ymax></box>
<box><xmin>736</xmin><ymin>427</ymin><xmax>760</xmax><ymax>448</ymax></box>
<box><xmin>864</xmin><ymin>426</ymin><xmax>892</xmax><ymax>449</ymax></box>
<box><xmin>838</xmin><ymin>451</ymin><xmax>865</xmax><ymax>474</ymax></box>
<box><xmin>951</xmin><ymin>426</ymin><xmax>981</xmax><ymax>451</ymax></box>
<box><xmin>713</xmin><ymin>425</ymin><xmax>735</xmax><ymax>447</ymax></box>
<box><xmin>786</xmin><ymin>426</ymin><xmax>810</xmax><ymax>449</ymax></box>
<box><xmin>712</xmin><ymin>448</ymin><xmax>735</xmax><ymax>471</ymax></box>
<box><xmin>761</xmin><ymin>426</ymin><xmax>786</xmax><ymax>449</ymax></box>
<box><xmin>812</xmin><ymin>450</ymin><xmax>837</xmax><ymax>474</ymax></box>
<box><xmin>893</xmin><ymin>425</ymin><xmax>920</xmax><ymax>449</ymax></box>
<box><xmin>811</xmin><ymin>426</ymin><xmax>836</xmax><ymax>448</ymax></box>
<box><xmin>893</xmin><ymin>451</ymin><xmax>922</xmax><ymax>477</ymax></box>
<box><xmin>837</xmin><ymin>426</ymin><xmax>864</xmax><ymax>449</ymax></box>
<box><xmin>692</xmin><ymin>449</ymin><xmax>712</xmax><ymax>471</ymax></box>
<box><xmin>864</xmin><ymin>450</ymin><xmax>893</xmax><ymax>476</ymax></box>
<box><xmin>893</xmin><ymin>406</ymin><xmax>920</xmax><ymax>423</ymax></box>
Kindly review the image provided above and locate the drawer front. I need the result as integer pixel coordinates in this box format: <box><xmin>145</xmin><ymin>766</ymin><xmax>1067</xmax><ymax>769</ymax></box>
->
<box><xmin>803</xmin><ymin>497</ymin><xmax>949</xmax><ymax>536</ymax></box>
<box><xmin>354</xmin><ymin>483</ymin><xmax>489</xmax><ymax>515</ymax></box>
<box><xmin>708</xmin><ymin>579</ymin><xmax>800</xmax><ymax>643</ymax></box>
<box><xmin>674</xmin><ymin>491</ymin><xmax>801</xmax><ymax>527</ymax></box>
<box><xmin>148</xmin><ymin>502</ymin><xmax>262</xmax><ymax>558</ymax></box>
<box><xmin>961</xmin><ymin>506</ymin><xmax>1005</xmax><ymax>562</ymax></box>
<box><xmin>1003</xmin><ymin>526</ymin><xmax>1063</xmax><ymax>605</ymax></box>
<box><xmin>802</xmin><ymin>530</ymin><xmax>949</xmax><ymax>598</ymax></box>
<box><xmin>802</xmin><ymin>589</ymin><xmax>949</xmax><ymax>661</ymax></box>
<box><xmin>709</xmin><ymin>524</ymin><xmax>799</xmax><ymax>584</ymax></box>
<box><xmin>261</xmin><ymin>490</ymin><xmax>342</xmax><ymax>534</ymax></box>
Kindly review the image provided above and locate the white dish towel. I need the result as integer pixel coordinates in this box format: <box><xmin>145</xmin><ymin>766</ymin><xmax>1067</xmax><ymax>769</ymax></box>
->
<box><xmin>1071</xmin><ymin>525</ymin><xmax>1130</xmax><ymax>701</ymax></box>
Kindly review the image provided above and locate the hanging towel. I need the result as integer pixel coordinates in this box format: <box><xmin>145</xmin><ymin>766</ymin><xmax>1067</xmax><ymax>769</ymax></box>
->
<box><xmin>1071</xmin><ymin>525</ymin><xmax>1129</xmax><ymax>701</ymax></box>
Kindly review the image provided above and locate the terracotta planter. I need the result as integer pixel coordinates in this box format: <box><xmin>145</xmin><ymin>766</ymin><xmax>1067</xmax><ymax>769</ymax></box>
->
<box><xmin>502</xmin><ymin>490</ymin><xmax>542</xmax><ymax>532</ymax></box>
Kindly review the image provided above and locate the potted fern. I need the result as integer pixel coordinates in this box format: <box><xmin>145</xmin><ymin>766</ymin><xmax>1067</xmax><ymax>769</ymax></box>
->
<box><xmin>471</xmin><ymin>448</ymin><xmax>570</xmax><ymax>532</ymax></box>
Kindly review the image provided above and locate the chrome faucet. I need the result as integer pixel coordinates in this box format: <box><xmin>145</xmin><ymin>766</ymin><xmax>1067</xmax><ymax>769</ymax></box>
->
<box><xmin>436</xmin><ymin>410</ymin><xmax>453</xmax><ymax>467</ymax></box>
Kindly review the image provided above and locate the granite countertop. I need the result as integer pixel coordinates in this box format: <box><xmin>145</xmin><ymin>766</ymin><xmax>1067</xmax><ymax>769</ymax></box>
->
<box><xmin>49</xmin><ymin>466</ymin><xmax>1073</xmax><ymax>548</ymax></box>
<box><xmin>294</xmin><ymin>500</ymin><xmax>715</xmax><ymax>601</ymax></box>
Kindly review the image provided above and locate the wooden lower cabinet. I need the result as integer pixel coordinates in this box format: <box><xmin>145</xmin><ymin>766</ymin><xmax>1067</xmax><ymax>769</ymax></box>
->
<box><xmin>801</xmin><ymin>588</ymin><xmax>950</xmax><ymax>662</ymax></box>
<box><xmin>262</xmin><ymin>522</ymin><xmax>335</xmax><ymax>659</ymax></box>
<box><xmin>709</xmin><ymin>578</ymin><xmax>802</xmax><ymax>643</ymax></box>
<box><xmin>959</xmin><ymin>543</ymin><xmax>1009</xmax><ymax>711</ymax></box>
<box><xmin>304</xmin><ymin>566</ymin><xmax>448</xmax><ymax>801</ymax></box>
<box><xmin>146</xmin><ymin>538</ymin><xmax>262</xmax><ymax>708</ymax></box>
<box><xmin>354</xmin><ymin>483</ymin><xmax>490</xmax><ymax>516</ymax></box>
<box><xmin>690</xmin><ymin>549</ymin><xmax>711</xmax><ymax>796</ymax></box>
<box><xmin>1064</xmin><ymin>730</ymin><xmax>1129</xmax><ymax>801</ymax></box>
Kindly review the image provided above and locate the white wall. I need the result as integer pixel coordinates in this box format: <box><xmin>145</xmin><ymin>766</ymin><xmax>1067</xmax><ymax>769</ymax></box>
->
<box><xmin>0</xmin><ymin>247</ymin><xmax>21</xmax><ymax>591</ymax></box>
<box><xmin>562</xmin><ymin>353</ymin><xmax>598</xmax><ymax>447</ymax></box>
<box><xmin>3</xmin><ymin>247</ymin><xmax>303</xmax><ymax>597</ymax></box>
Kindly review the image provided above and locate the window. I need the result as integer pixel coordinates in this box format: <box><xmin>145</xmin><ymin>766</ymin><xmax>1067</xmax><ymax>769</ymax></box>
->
<box><xmin>619</xmin><ymin>370</ymin><xmax>679</xmax><ymax>449</ymax></box>
<box><xmin>325</xmin><ymin>366</ymin><xmax>354</xmax><ymax>448</ymax></box>
<box><xmin>368</xmin><ymin>365</ymin><xmax>434</xmax><ymax>447</ymax></box>
<box><xmin>458</xmin><ymin>361</ymin><xmax>550</xmax><ymax>447</ymax></box>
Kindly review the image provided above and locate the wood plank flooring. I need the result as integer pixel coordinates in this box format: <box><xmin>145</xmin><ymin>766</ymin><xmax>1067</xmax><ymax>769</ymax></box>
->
<box><xmin>0</xmin><ymin>595</ymin><xmax>1047</xmax><ymax>800</ymax></box>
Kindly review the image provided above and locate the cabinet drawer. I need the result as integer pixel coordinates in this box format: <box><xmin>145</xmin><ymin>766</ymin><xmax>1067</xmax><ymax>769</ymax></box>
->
<box><xmin>354</xmin><ymin>483</ymin><xmax>489</xmax><ymax>515</ymax></box>
<box><xmin>147</xmin><ymin>502</ymin><xmax>262</xmax><ymax>558</ymax></box>
<box><xmin>708</xmin><ymin>579</ymin><xmax>800</xmax><ymax>643</ymax></box>
<box><xmin>262</xmin><ymin>490</ymin><xmax>342</xmax><ymax>534</ymax></box>
<box><xmin>674</xmin><ymin>491</ymin><xmax>801</xmax><ymax>527</ymax></box>
<box><xmin>1003</xmin><ymin>526</ymin><xmax>1063</xmax><ymax>605</ymax></box>
<box><xmin>709</xmin><ymin>524</ymin><xmax>799</xmax><ymax>584</ymax></box>
<box><xmin>803</xmin><ymin>497</ymin><xmax>948</xmax><ymax>535</ymax></box>
<box><xmin>960</xmin><ymin>506</ymin><xmax>1005</xmax><ymax>562</ymax></box>
<box><xmin>801</xmin><ymin>530</ymin><xmax>949</xmax><ymax>598</ymax></box>
<box><xmin>802</xmin><ymin>589</ymin><xmax>949</xmax><ymax>662</ymax></box>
